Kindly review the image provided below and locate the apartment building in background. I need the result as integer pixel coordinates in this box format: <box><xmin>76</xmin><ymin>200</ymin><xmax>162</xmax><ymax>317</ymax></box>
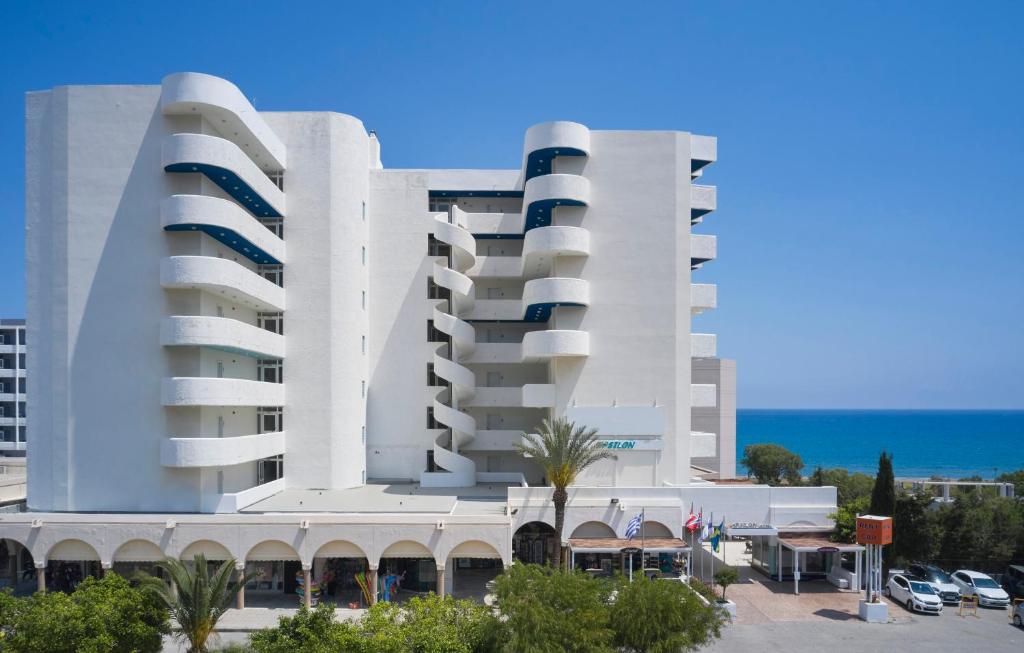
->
<box><xmin>0</xmin><ymin>74</ymin><xmax>836</xmax><ymax>601</ymax></box>
<box><xmin>0</xmin><ymin>320</ymin><xmax>26</xmax><ymax>457</ymax></box>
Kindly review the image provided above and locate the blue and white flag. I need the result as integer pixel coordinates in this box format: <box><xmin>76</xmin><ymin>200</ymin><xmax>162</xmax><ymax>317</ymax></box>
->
<box><xmin>625</xmin><ymin>512</ymin><xmax>643</xmax><ymax>540</ymax></box>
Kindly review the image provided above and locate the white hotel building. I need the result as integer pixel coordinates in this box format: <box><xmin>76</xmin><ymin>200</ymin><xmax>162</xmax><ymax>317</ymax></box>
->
<box><xmin>0</xmin><ymin>73</ymin><xmax>838</xmax><ymax>601</ymax></box>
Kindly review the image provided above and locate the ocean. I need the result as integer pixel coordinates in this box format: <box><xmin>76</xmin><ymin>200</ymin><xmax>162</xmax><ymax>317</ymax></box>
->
<box><xmin>736</xmin><ymin>410</ymin><xmax>1024</xmax><ymax>479</ymax></box>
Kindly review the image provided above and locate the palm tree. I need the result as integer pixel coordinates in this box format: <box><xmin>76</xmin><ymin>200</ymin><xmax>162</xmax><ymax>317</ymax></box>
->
<box><xmin>139</xmin><ymin>554</ymin><xmax>256</xmax><ymax>653</ymax></box>
<box><xmin>516</xmin><ymin>417</ymin><xmax>611</xmax><ymax>569</ymax></box>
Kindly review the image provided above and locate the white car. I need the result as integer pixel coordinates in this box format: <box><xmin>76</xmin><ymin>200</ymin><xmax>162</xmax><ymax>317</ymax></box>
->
<box><xmin>951</xmin><ymin>570</ymin><xmax>1011</xmax><ymax>607</ymax></box>
<box><xmin>1014</xmin><ymin>601</ymin><xmax>1024</xmax><ymax>628</ymax></box>
<box><xmin>887</xmin><ymin>574</ymin><xmax>943</xmax><ymax>614</ymax></box>
<box><xmin>906</xmin><ymin>563</ymin><xmax>961</xmax><ymax>604</ymax></box>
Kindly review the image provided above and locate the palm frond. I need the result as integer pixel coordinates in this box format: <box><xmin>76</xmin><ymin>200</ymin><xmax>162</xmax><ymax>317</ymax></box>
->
<box><xmin>515</xmin><ymin>417</ymin><xmax>609</xmax><ymax>490</ymax></box>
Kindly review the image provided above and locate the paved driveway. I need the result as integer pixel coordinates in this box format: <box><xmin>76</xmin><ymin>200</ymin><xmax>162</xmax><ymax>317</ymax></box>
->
<box><xmin>725</xmin><ymin>566</ymin><xmax>862</xmax><ymax>625</ymax></box>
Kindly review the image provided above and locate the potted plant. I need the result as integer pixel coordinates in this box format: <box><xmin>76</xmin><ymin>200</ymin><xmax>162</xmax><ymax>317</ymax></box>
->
<box><xmin>714</xmin><ymin>566</ymin><xmax>739</xmax><ymax>620</ymax></box>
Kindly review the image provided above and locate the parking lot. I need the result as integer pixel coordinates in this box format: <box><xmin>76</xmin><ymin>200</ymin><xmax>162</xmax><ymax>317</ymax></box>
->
<box><xmin>714</xmin><ymin>600</ymin><xmax>1023</xmax><ymax>653</ymax></box>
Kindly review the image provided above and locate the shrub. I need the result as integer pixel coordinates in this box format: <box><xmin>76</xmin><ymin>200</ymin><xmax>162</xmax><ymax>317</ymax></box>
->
<box><xmin>611</xmin><ymin>576</ymin><xmax>724</xmax><ymax>653</ymax></box>
<box><xmin>0</xmin><ymin>573</ymin><xmax>169</xmax><ymax>653</ymax></box>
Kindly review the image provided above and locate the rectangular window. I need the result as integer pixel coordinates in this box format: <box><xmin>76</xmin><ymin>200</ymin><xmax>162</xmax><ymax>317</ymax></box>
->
<box><xmin>361</xmin><ymin>380</ymin><xmax>366</xmax><ymax>398</ymax></box>
<box><xmin>362</xmin><ymin>246</ymin><xmax>366</xmax><ymax>265</ymax></box>
<box><xmin>362</xmin><ymin>291</ymin><xmax>366</xmax><ymax>310</ymax></box>
<box><xmin>361</xmin><ymin>335</ymin><xmax>366</xmax><ymax>354</ymax></box>
<box><xmin>362</xmin><ymin>426</ymin><xmax>366</xmax><ymax>443</ymax></box>
<box><xmin>427</xmin><ymin>279</ymin><xmax>451</xmax><ymax>300</ymax></box>
<box><xmin>362</xmin><ymin>201</ymin><xmax>366</xmax><ymax>221</ymax></box>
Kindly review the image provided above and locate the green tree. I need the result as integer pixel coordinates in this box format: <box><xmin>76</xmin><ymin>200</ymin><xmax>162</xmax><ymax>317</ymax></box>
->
<box><xmin>868</xmin><ymin>452</ymin><xmax>895</xmax><ymax>516</ymax></box>
<box><xmin>937</xmin><ymin>493</ymin><xmax>1023</xmax><ymax>570</ymax></box>
<box><xmin>891</xmin><ymin>490</ymin><xmax>939</xmax><ymax>565</ymax></box>
<box><xmin>740</xmin><ymin>444</ymin><xmax>803</xmax><ymax>485</ymax></box>
<box><xmin>516</xmin><ymin>418</ymin><xmax>611</xmax><ymax>569</ymax></box>
<box><xmin>0</xmin><ymin>574</ymin><xmax>169</xmax><ymax>653</ymax></box>
<box><xmin>491</xmin><ymin>564</ymin><xmax>615</xmax><ymax>653</ymax></box>
<box><xmin>713</xmin><ymin>567</ymin><xmax>740</xmax><ymax>602</ymax></box>
<box><xmin>140</xmin><ymin>555</ymin><xmax>256</xmax><ymax>653</ymax></box>
<box><xmin>610</xmin><ymin>576</ymin><xmax>724</xmax><ymax>653</ymax></box>
<box><xmin>829</xmin><ymin>495</ymin><xmax>870</xmax><ymax>543</ymax></box>
<box><xmin>996</xmin><ymin>469</ymin><xmax>1024</xmax><ymax>496</ymax></box>
<box><xmin>810</xmin><ymin>467</ymin><xmax>875</xmax><ymax>505</ymax></box>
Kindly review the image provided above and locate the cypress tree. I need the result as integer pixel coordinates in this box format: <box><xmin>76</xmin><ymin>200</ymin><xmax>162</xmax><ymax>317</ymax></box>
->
<box><xmin>869</xmin><ymin>451</ymin><xmax>895</xmax><ymax>516</ymax></box>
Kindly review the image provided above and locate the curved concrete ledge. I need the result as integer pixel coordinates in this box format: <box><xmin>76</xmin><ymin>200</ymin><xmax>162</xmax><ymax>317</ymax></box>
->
<box><xmin>161</xmin><ymin>72</ymin><xmax>286</xmax><ymax>171</ymax></box>
<box><xmin>523</xmin><ymin>121</ymin><xmax>590</xmax><ymax>181</ymax></box>
<box><xmin>522</xmin><ymin>330</ymin><xmax>589</xmax><ymax>360</ymax></box>
<box><xmin>160</xmin><ymin>316</ymin><xmax>285</xmax><ymax>359</ymax></box>
<box><xmin>162</xmin><ymin>195</ymin><xmax>286</xmax><ymax>265</ymax></box>
<box><xmin>163</xmin><ymin>133</ymin><xmax>286</xmax><ymax>218</ymax></box>
<box><xmin>523</xmin><ymin>277</ymin><xmax>590</xmax><ymax>310</ymax></box>
<box><xmin>161</xmin><ymin>256</ymin><xmax>285</xmax><ymax>312</ymax></box>
<box><xmin>523</xmin><ymin>174</ymin><xmax>591</xmax><ymax>231</ymax></box>
<box><xmin>435</xmin><ymin>212</ymin><xmax>476</xmax><ymax>270</ymax></box>
<box><xmin>161</xmin><ymin>377</ymin><xmax>285</xmax><ymax>407</ymax></box>
<box><xmin>161</xmin><ymin>431</ymin><xmax>286</xmax><ymax>468</ymax></box>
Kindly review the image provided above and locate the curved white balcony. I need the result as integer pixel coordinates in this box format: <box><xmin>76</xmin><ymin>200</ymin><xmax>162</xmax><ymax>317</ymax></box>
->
<box><xmin>523</xmin><ymin>121</ymin><xmax>590</xmax><ymax>181</ymax></box>
<box><xmin>161</xmin><ymin>377</ymin><xmax>285</xmax><ymax>407</ymax></box>
<box><xmin>691</xmin><ymin>135</ymin><xmax>717</xmax><ymax>175</ymax></box>
<box><xmin>162</xmin><ymin>195</ymin><xmax>286</xmax><ymax>265</ymax></box>
<box><xmin>161</xmin><ymin>256</ymin><xmax>285</xmax><ymax>312</ymax></box>
<box><xmin>691</xmin><ymin>283</ymin><xmax>717</xmax><ymax>315</ymax></box>
<box><xmin>160</xmin><ymin>316</ymin><xmax>285</xmax><ymax>359</ymax></box>
<box><xmin>522</xmin><ymin>330</ymin><xmax>589</xmax><ymax>360</ymax></box>
<box><xmin>161</xmin><ymin>431</ymin><xmax>286</xmax><ymax>468</ymax></box>
<box><xmin>522</xmin><ymin>277</ymin><xmax>590</xmax><ymax>321</ymax></box>
<box><xmin>437</xmin><ymin>209</ymin><xmax>477</xmax><ymax>270</ymax></box>
<box><xmin>163</xmin><ymin>133</ymin><xmax>286</xmax><ymax>218</ymax></box>
<box><xmin>690</xmin><ymin>234</ymin><xmax>716</xmax><ymax>268</ymax></box>
<box><xmin>161</xmin><ymin>72</ymin><xmax>286</xmax><ymax>171</ymax></box>
<box><xmin>470</xmin><ymin>226</ymin><xmax>590</xmax><ymax>279</ymax></box>
<box><xmin>523</xmin><ymin>174</ymin><xmax>591</xmax><ymax>231</ymax></box>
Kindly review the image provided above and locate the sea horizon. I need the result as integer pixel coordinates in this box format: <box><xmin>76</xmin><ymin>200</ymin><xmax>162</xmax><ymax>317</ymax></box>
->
<box><xmin>736</xmin><ymin>408</ymin><xmax>1024</xmax><ymax>480</ymax></box>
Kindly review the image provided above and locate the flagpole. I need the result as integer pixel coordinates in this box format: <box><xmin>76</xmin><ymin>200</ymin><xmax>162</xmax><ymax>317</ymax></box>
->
<box><xmin>710</xmin><ymin>512</ymin><xmax>715</xmax><ymax>589</ymax></box>
<box><xmin>640</xmin><ymin>508</ymin><xmax>646</xmax><ymax>576</ymax></box>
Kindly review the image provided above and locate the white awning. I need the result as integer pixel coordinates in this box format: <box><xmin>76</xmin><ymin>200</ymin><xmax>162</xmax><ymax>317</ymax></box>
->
<box><xmin>113</xmin><ymin>539</ymin><xmax>165</xmax><ymax>563</ymax></box>
<box><xmin>381</xmin><ymin>540</ymin><xmax>433</xmax><ymax>559</ymax></box>
<box><xmin>246</xmin><ymin>540</ymin><xmax>300</xmax><ymax>561</ymax></box>
<box><xmin>449</xmin><ymin>540</ymin><xmax>502</xmax><ymax>559</ymax></box>
<box><xmin>314</xmin><ymin>540</ymin><xmax>366</xmax><ymax>559</ymax></box>
<box><xmin>724</xmin><ymin>525</ymin><xmax>778</xmax><ymax>537</ymax></box>
<box><xmin>48</xmin><ymin>539</ymin><xmax>100</xmax><ymax>561</ymax></box>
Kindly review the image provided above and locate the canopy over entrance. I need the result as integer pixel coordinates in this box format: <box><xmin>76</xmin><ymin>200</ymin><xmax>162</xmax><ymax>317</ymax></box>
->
<box><xmin>568</xmin><ymin>537</ymin><xmax>691</xmax><ymax>554</ymax></box>
<box><xmin>775</xmin><ymin>534</ymin><xmax>865</xmax><ymax>595</ymax></box>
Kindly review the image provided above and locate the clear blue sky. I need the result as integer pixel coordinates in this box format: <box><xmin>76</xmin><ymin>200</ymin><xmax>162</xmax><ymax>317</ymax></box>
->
<box><xmin>1</xmin><ymin>1</ymin><xmax>1021</xmax><ymax>409</ymax></box>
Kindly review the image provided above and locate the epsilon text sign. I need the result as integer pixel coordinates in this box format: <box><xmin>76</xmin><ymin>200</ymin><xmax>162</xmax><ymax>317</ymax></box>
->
<box><xmin>855</xmin><ymin>515</ymin><xmax>893</xmax><ymax>545</ymax></box>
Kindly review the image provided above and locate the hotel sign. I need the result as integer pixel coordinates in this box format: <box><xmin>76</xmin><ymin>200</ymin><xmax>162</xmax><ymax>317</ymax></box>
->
<box><xmin>856</xmin><ymin>515</ymin><xmax>893</xmax><ymax>545</ymax></box>
<box><xmin>597</xmin><ymin>440</ymin><xmax>663</xmax><ymax>451</ymax></box>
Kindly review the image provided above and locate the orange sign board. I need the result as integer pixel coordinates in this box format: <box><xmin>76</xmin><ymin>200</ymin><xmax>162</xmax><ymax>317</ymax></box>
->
<box><xmin>856</xmin><ymin>515</ymin><xmax>893</xmax><ymax>545</ymax></box>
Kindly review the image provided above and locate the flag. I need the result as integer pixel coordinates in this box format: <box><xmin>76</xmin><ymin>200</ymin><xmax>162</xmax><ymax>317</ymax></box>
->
<box><xmin>625</xmin><ymin>512</ymin><xmax>643</xmax><ymax>540</ymax></box>
<box><xmin>710</xmin><ymin>523</ymin><xmax>721</xmax><ymax>552</ymax></box>
<box><xmin>685</xmin><ymin>503</ymin><xmax>698</xmax><ymax>532</ymax></box>
<box><xmin>699</xmin><ymin>517</ymin><xmax>710</xmax><ymax>542</ymax></box>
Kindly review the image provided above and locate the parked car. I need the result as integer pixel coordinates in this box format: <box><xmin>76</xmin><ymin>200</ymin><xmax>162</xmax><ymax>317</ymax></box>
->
<box><xmin>907</xmin><ymin>563</ymin><xmax>961</xmax><ymax>604</ymax></box>
<box><xmin>1014</xmin><ymin>601</ymin><xmax>1024</xmax><ymax>628</ymax></box>
<box><xmin>951</xmin><ymin>570</ymin><xmax>1011</xmax><ymax>607</ymax></box>
<box><xmin>1001</xmin><ymin>564</ymin><xmax>1024</xmax><ymax>599</ymax></box>
<box><xmin>887</xmin><ymin>574</ymin><xmax>943</xmax><ymax>614</ymax></box>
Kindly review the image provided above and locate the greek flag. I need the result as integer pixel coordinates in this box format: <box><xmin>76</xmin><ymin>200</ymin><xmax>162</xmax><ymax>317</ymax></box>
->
<box><xmin>625</xmin><ymin>513</ymin><xmax>643</xmax><ymax>540</ymax></box>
